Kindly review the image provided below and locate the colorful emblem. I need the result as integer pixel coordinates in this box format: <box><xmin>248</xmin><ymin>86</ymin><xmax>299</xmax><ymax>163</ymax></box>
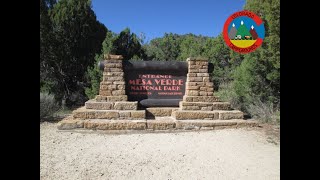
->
<box><xmin>223</xmin><ymin>10</ymin><xmax>265</xmax><ymax>54</ymax></box>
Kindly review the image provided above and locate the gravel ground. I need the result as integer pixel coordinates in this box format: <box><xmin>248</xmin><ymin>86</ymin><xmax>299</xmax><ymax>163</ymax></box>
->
<box><xmin>40</xmin><ymin>122</ymin><xmax>280</xmax><ymax>180</ymax></box>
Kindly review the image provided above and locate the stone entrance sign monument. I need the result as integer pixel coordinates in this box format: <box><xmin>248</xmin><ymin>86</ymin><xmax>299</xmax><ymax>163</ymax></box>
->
<box><xmin>58</xmin><ymin>54</ymin><xmax>257</xmax><ymax>131</ymax></box>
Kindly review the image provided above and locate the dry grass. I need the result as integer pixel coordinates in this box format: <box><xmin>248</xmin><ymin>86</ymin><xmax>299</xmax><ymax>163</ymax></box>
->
<box><xmin>246</xmin><ymin>99</ymin><xmax>280</xmax><ymax>124</ymax></box>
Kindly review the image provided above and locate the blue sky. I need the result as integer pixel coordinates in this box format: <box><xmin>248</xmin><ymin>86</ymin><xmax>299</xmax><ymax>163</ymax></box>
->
<box><xmin>92</xmin><ymin>0</ymin><xmax>246</xmax><ymax>42</ymax></box>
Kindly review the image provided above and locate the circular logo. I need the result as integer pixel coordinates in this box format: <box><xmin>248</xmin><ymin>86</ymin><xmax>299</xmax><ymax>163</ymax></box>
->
<box><xmin>223</xmin><ymin>10</ymin><xmax>265</xmax><ymax>54</ymax></box>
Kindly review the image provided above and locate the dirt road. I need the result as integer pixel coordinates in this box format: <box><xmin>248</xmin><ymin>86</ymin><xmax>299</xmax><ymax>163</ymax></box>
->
<box><xmin>40</xmin><ymin>122</ymin><xmax>279</xmax><ymax>180</ymax></box>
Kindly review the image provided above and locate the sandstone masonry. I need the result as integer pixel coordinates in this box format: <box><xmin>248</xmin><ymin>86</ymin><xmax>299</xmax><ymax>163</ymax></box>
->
<box><xmin>58</xmin><ymin>55</ymin><xmax>256</xmax><ymax>131</ymax></box>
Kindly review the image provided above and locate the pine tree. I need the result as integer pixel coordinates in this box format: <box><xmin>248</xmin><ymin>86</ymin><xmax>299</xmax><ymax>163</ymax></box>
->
<box><xmin>42</xmin><ymin>0</ymin><xmax>107</xmax><ymax>106</ymax></box>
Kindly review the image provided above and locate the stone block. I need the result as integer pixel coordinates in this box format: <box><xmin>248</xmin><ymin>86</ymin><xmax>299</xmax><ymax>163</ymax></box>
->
<box><xmin>219</xmin><ymin>110</ymin><xmax>244</xmax><ymax>120</ymax></box>
<box><xmin>104</xmin><ymin>60</ymin><xmax>123</xmax><ymax>63</ymax></box>
<box><xmin>199</xmin><ymin>69</ymin><xmax>208</xmax><ymax>73</ymax></box>
<box><xmin>94</xmin><ymin>110</ymin><xmax>119</xmax><ymax>119</ymax></box>
<box><xmin>119</xmin><ymin>111</ymin><xmax>131</xmax><ymax>118</ymax></box>
<box><xmin>103</xmin><ymin>72</ymin><xmax>124</xmax><ymax>76</ymax></box>
<box><xmin>113</xmin><ymin>81</ymin><xmax>126</xmax><ymax>85</ymax></box>
<box><xmin>205</xmin><ymin>82</ymin><xmax>214</xmax><ymax>87</ymax></box>
<box><xmin>84</xmin><ymin>120</ymin><xmax>146</xmax><ymax>130</ymax></box>
<box><xmin>104</xmin><ymin>54</ymin><xmax>123</xmax><ymax>60</ymax></box>
<box><xmin>197</xmin><ymin>73</ymin><xmax>209</xmax><ymax>77</ymax></box>
<box><xmin>181</xmin><ymin>105</ymin><xmax>201</xmax><ymax>110</ymax></box>
<box><xmin>104</xmin><ymin>68</ymin><xmax>123</xmax><ymax>72</ymax></box>
<box><xmin>187</xmin><ymin>77</ymin><xmax>203</xmax><ymax>82</ymax></box>
<box><xmin>95</xmin><ymin>95</ymin><xmax>128</xmax><ymax>102</ymax></box>
<box><xmin>173</xmin><ymin>110</ymin><xmax>219</xmax><ymax>120</ymax></box>
<box><xmin>207</xmin><ymin>88</ymin><xmax>214</xmax><ymax>92</ymax></box>
<box><xmin>180</xmin><ymin>102</ymin><xmax>212</xmax><ymax>107</ymax></box>
<box><xmin>72</xmin><ymin>107</ymin><xmax>89</xmax><ymax>119</ymax></box>
<box><xmin>189</xmin><ymin>69</ymin><xmax>199</xmax><ymax>73</ymax></box>
<box><xmin>175</xmin><ymin>120</ymin><xmax>238</xmax><ymax>129</ymax></box>
<box><xmin>199</xmin><ymin>91</ymin><xmax>207</xmax><ymax>96</ymax></box>
<box><xmin>186</xmin><ymin>57</ymin><xmax>208</xmax><ymax>61</ymax></box>
<box><xmin>195</xmin><ymin>61</ymin><xmax>208</xmax><ymax>65</ymax></box>
<box><xmin>187</xmin><ymin>73</ymin><xmax>197</xmax><ymax>77</ymax></box>
<box><xmin>203</xmin><ymin>77</ymin><xmax>210</xmax><ymax>82</ymax></box>
<box><xmin>103</xmin><ymin>76</ymin><xmax>124</xmax><ymax>81</ymax></box>
<box><xmin>212</xmin><ymin>102</ymin><xmax>231</xmax><ymax>110</ymax></box>
<box><xmin>207</xmin><ymin>92</ymin><xmax>214</xmax><ymax>96</ymax></box>
<box><xmin>100</xmin><ymin>84</ymin><xmax>117</xmax><ymax>91</ymax></box>
<box><xmin>112</xmin><ymin>90</ymin><xmax>126</xmax><ymax>96</ymax></box>
<box><xmin>186</xmin><ymin>90</ymin><xmax>199</xmax><ymax>96</ymax></box>
<box><xmin>104</xmin><ymin>63</ymin><xmax>122</xmax><ymax>68</ymax></box>
<box><xmin>146</xmin><ymin>119</ymin><xmax>175</xmax><ymax>130</ymax></box>
<box><xmin>183</xmin><ymin>96</ymin><xmax>220</xmax><ymax>102</ymax></box>
<box><xmin>99</xmin><ymin>90</ymin><xmax>112</xmax><ymax>96</ymax></box>
<box><xmin>130</xmin><ymin>110</ymin><xmax>146</xmax><ymax>119</ymax></box>
<box><xmin>57</xmin><ymin>117</ymin><xmax>84</xmax><ymax>130</ymax></box>
<box><xmin>146</xmin><ymin>108</ymin><xmax>178</xmax><ymax>117</ymax></box>
<box><xmin>186</xmin><ymin>82</ymin><xmax>197</xmax><ymax>86</ymax></box>
<box><xmin>201</xmin><ymin>107</ymin><xmax>213</xmax><ymax>111</ymax></box>
<box><xmin>85</xmin><ymin>101</ymin><xmax>113</xmax><ymax>110</ymax></box>
<box><xmin>114</xmin><ymin>101</ymin><xmax>138</xmax><ymax>110</ymax></box>
<box><xmin>117</xmin><ymin>84</ymin><xmax>125</xmax><ymax>90</ymax></box>
<box><xmin>186</xmin><ymin>86</ymin><xmax>199</xmax><ymax>90</ymax></box>
<box><xmin>100</xmin><ymin>81</ymin><xmax>113</xmax><ymax>85</ymax></box>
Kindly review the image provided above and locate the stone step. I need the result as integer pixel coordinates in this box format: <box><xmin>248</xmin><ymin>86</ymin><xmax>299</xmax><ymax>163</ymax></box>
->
<box><xmin>146</xmin><ymin>117</ymin><xmax>176</xmax><ymax>130</ymax></box>
<box><xmin>85</xmin><ymin>100</ymin><xmax>138</xmax><ymax>110</ymax></box>
<box><xmin>183</xmin><ymin>96</ymin><xmax>220</xmax><ymax>102</ymax></box>
<box><xmin>57</xmin><ymin>117</ymin><xmax>84</xmax><ymax>130</ymax></box>
<box><xmin>72</xmin><ymin>107</ymin><xmax>145</xmax><ymax>120</ymax></box>
<box><xmin>57</xmin><ymin>117</ymin><xmax>257</xmax><ymax>131</ymax></box>
<box><xmin>84</xmin><ymin>119</ymin><xmax>147</xmax><ymax>130</ymax></box>
<box><xmin>175</xmin><ymin>120</ymin><xmax>258</xmax><ymax>130</ymax></box>
<box><xmin>179</xmin><ymin>102</ymin><xmax>231</xmax><ymax>111</ymax></box>
<box><xmin>173</xmin><ymin>110</ymin><xmax>243</xmax><ymax>120</ymax></box>
<box><xmin>146</xmin><ymin>107</ymin><xmax>179</xmax><ymax>118</ymax></box>
<box><xmin>95</xmin><ymin>95</ymin><xmax>128</xmax><ymax>102</ymax></box>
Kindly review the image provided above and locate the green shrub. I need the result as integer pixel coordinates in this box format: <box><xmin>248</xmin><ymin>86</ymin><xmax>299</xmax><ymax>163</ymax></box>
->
<box><xmin>40</xmin><ymin>92</ymin><xmax>60</xmax><ymax>120</ymax></box>
<box><xmin>216</xmin><ymin>81</ymin><xmax>279</xmax><ymax>124</ymax></box>
<box><xmin>215</xmin><ymin>82</ymin><xmax>241</xmax><ymax>110</ymax></box>
<box><xmin>246</xmin><ymin>98</ymin><xmax>280</xmax><ymax>124</ymax></box>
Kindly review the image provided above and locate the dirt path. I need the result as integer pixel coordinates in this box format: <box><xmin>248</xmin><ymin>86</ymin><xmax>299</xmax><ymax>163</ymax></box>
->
<box><xmin>40</xmin><ymin>122</ymin><xmax>280</xmax><ymax>180</ymax></box>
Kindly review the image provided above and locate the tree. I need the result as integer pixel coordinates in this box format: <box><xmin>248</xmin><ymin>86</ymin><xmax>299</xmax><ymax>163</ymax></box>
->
<box><xmin>177</xmin><ymin>34</ymin><xmax>207</xmax><ymax>61</ymax></box>
<box><xmin>144</xmin><ymin>33</ymin><xmax>182</xmax><ymax>61</ymax></box>
<box><xmin>40</xmin><ymin>0</ymin><xmax>55</xmax><ymax>92</ymax></box>
<box><xmin>202</xmin><ymin>35</ymin><xmax>236</xmax><ymax>90</ymax></box>
<box><xmin>85</xmin><ymin>31</ymin><xmax>115</xmax><ymax>99</ymax></box>
<box><xmin>84</xmin><ymin>28</ymin><xmax>147</xmax><ymax>99</ymax></box>
<box><xmin>232</xmin><ymin>0</ymin><xmax>280</xmax><ymax>110</ymax></box>
<box><xmin>111</xmin><ymin>28</ymin><xmax>146</xmax><ymax>60</ymax></box>
<box><xmin>42</xmin><ymin>0</ymin><xmax>107</xmax><ymax>106</ymax></box>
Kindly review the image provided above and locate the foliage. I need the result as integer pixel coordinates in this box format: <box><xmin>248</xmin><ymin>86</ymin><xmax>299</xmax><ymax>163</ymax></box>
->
<box><xmin>214</xmin><ymin>82</ymin><xmax>241</xmax><ymax>110</ymax></box>
<box><xmin>84</xmin><ymin>28</ymin><xmax>146</xmax><ymax>99</ymax></box>
<box><xmin>40</xmin><ymin>0</ymin><xmax>107</xmax><ymax>106</ymax></box>
<box><xmin>40</xmin><ymin>0</ymin><xmax>280</xmax><ymax>121</ymax></box>
<box><xmin>111</xmin><ymin>28</ymin><xmax>146</xmax><ymax>60</ymax></box>
<box><xmin>144</xmin><ymin>33</ymin><xmax>182</xmax><ymax>61</ymax></box>
<box><xmin>246</xmin><ymin>98</ymin><xmax>280</xmax><ymax>124</ymax></box>
<box><xmin>40</xmin><ymin>92</ymin><xmax>60</xmax><ymax>120</ymax></box>
<box><xmin>237</xmin><ymin>0</ymin><xmax>280</xmax><ymax>108</ymax></box>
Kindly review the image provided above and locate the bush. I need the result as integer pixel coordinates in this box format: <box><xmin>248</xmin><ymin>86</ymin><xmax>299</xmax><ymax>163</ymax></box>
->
<box><xmin>246</xmin><ymin>98</ymin><xmax>280</xmax><ymax>124</ymax></box>
<box><xmin>214</xmin><ymin>82</ymin><xmax>241</xmax><ymax>110</ymax></box>
<box><xmin>216</xmin><ymin>81</ymin><xmax>279</xmax><ymax>124</ymax></box>
<box><xmin>40</xmin><ymin>92</ymin><xmax>60</xmax><ymax>120</ymax></box>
